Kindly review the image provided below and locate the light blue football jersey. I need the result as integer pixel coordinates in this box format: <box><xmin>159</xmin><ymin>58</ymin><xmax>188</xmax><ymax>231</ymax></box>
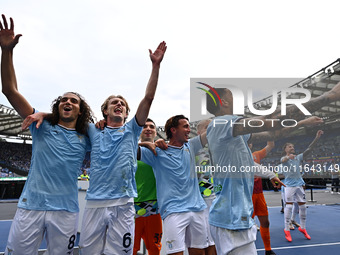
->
<box><xmin>207</xmin><ymin>115</ymin><xmax>255</xmax><ymax>230</ymax></box>
<box><xmin>280</xmin><ymin>153</ymin><xmax>305</xmax><ymax>187</ymax></box>
<box><xmin>18</xmin><ymin>120</ymin><xmax>90</xmax><ymax>212</ymax></box>
<box><xmin>86</xmin><ymin>117</ymin><xmax>142</xmax><ymax>200</ymax></box>
<box><xmin>140</xmin><ymin>136</ymin><xmax>207</xmax><ymax>220</ymax></box>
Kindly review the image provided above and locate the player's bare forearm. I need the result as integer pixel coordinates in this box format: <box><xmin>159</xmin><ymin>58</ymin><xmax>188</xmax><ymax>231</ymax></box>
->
<box><xmin>139</xmin><ymin>141</ymin><xmax>157</xmax><ymax>155</ymax></box>
<box><xmin>234</xmin><ymin>84</ymin><xmax>338</xmax><ymax>136</ymax></box>
<box><xmin>1</xmin><ymin>49</ymin><xmax>33</xmax><ymax>118</ymax></box>
<box><xmin>1</xmin><ymin>15</ymin><xmax>32</xmax><ymax>118</ymax></box>
<box><xmin>247</xmin><ymin>116</ymin><xmax>323</xmax><ymax>144</ymax></box>
<box><xmin>135</xmin><ymin>65</ymin><xmax>160</xmax><ymax>126</ymax></box>
<box><xmin>303</xmin><ymin>130</ymin><xmax>323</xmax><ymax>159</ymax></box>
<box><xmin>135</xmin><ymin>41</ymin><xmax>166</xmax><ymax>126</ymax></box>
<box><xmin>200</xmin><ymin>131</ymin><xmax>208</xmax><ymax>147</ymax></box>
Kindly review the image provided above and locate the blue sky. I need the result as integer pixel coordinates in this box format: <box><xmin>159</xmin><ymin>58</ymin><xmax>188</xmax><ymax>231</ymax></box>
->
<box><xmin>1</xmin><ymin>0</ymin><xmax>339</xmax><ymax>126</ymax></box>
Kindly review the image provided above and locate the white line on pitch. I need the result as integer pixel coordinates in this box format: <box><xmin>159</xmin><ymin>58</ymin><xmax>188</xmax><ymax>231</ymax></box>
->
<box><xmin>257</xmin><ymin>242</ymin><xmax>340</xmax><ymax>251</ymax></box>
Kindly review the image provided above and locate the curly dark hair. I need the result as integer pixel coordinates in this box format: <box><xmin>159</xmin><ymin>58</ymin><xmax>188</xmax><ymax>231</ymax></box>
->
<box><xmin>45</xmin><ymin>92</ymin><xmax>94</xmax><ymax>135</ymax></box>
<box><xmin>164</xmin><ymin>115</ymin><xmax>189</xmax><ymax>140</ymax></box>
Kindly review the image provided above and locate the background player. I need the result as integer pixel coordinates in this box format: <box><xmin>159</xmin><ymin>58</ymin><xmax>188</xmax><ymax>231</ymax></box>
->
<box><xmin>281</xmin><ymin>130</ymin><xmax>323</xmax><ymax>242</ymax></box>
<box><xmin>133</xmin><ymin>118</ymin><xmax>162</xmax><ymax>255</ymax></box>
<box><xmin>248</xmin><ymin>141</ymin><xmax>276</xmax><ymax>255</ymax></box>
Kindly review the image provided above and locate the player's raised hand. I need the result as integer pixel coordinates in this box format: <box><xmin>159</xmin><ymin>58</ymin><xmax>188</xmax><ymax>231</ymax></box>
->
<box><xmin>149</xmin><ymin>41</ymin><xmax>167</xmax><ymax>65</ymax></box>
<box><xmin>0</xmin><ymin>14</ymin><xmax>22</xmax><ymax>50</ymax></box>
<box><xmin>316</xmin><ymin>130</ymin><xmax>324</xmax><ymax>138</ymax></box>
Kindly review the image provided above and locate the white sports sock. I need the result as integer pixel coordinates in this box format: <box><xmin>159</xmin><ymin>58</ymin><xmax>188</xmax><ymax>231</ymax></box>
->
<box><xmin>291</xmin><ymin>202</ymin><xmax>299</xmax><ymax>221</ymax></box>
<box><xmin>299</xmin><ymin>204</ymin><xmax>307</xmax><ymax>229</ymax></box>
<box><xmin>284</xmin><ymin>204</ymin><xmax>293</xmax><ymax>231</ymax></box>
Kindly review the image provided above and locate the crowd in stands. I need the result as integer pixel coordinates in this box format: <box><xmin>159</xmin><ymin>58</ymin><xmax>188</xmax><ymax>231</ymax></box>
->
<box><xmin>236</xmin><ymin>128</ymin><xmax>340</xmax><ymax>179</ymax></box>
<box><xmin>1</xmin><ymin>129</ymin><xmax>340</xmax><ymax>180</ymax></box>
<box><xmin>0</xmin><ymin>166</ymin><xmax>14</xmax><ymax>177</ymax></box>
<box><xmin>0</xmin><ymin>142</ymin><xmax>31</xmax><ymax>172</ymax></box>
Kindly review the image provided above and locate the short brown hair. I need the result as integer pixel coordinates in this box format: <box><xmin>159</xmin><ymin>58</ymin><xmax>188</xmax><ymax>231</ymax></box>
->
<box><xmin>164</xmin><ymin>115</ymin><xmax>189</xmax><ymax>140</ymax></box>
<box><xmin>282</xmin><ymin>143</ymin><xmax>294</xmax><ymax>155</ymax></box>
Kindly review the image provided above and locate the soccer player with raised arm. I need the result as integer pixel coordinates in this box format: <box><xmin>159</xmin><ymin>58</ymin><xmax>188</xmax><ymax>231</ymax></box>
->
<box><xmin>205</xmin><ymin>84</ymin><xmax>340</xmax><ymax>254</ymax></box>
<box><xmin>1</xmin><ymin>14</ymin><xmax>93</xmax><ymax>255</ymax></box>
<box><xmin>78</xmin><ymin>42</ymin><xmax>166</xmax><ymax>255</ymax></box>
<box><xmin>133</xmin><ymin>118</ymin><xmax>163</xmax><ymax>255</ymax></box>
<box><xmin>281</xmin><ymin>130</ymin><xmax>323</xmax><ymax>242</ymax></box>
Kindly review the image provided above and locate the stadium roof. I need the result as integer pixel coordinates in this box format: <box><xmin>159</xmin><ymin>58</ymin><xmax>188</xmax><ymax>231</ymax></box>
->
<box><xmin>1</xmin><ymin>59</ymin><xmax>340</xmax><ymax>141</ymax></box>
<box><xmin>0</xmin><ymin>104</ymin><xmax>31</xmax><ymax>141</ymax></box>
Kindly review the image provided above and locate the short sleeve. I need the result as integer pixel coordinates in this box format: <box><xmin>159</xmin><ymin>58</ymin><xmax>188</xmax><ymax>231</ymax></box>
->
<box><xmin>140</xmin><ymin>146</ymin><xmax>156</xmax><ymax>168</ymax></box>
<box><xmin>297</xmin><ymin>153</ymin><xmax>303</xmax><ymax>162</ymax></box>
<box><xmin>189</xmin><ymin>136</ymin><xmax>203</xmax><ymax>155</ymax></box>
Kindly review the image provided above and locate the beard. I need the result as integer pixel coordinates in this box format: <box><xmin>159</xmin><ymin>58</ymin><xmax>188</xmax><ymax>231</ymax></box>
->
<box><xmin>60</xmin><ymin>115</ymin><xmax>77</xmax><ymax>123</ymax></box>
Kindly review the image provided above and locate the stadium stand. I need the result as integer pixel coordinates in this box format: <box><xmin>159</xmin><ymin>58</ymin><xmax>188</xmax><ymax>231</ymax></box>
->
<box><xmin>1</xmin><ymin>59</ymin><xmax>340</xmax><ymax>181</ymax></box>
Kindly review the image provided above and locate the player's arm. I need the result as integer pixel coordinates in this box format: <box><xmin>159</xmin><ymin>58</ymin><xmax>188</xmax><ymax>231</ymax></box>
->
<box><xmin>0</xmin><ymin>15</ymin><xmax>33</xmax><ymax>119</ymax></box>
<box><xmin>138</xmin><ymin>142</ymin><xmax>157</xmax><ymax>156</ymax></box>
<box><xmin>199</xmin><ymin>131</ymin><xmax>208</xmax><ymax>147</ymax></box>
<box><xmin>248</xmin><ymin>116</ymin><xmax>323</xmax><ymax>144</ymax></box>
<box><xmin>303</xmin><ymin>130</ymin><xmax>323</xmax><ymax>160</ymax></box>
<box><xmin>281</xmin><ymin>154</ymin><xmax>295</xmax><ymax>163</ymax></box>
<box><xmin>21</xmin><ymin>112</ymin><xmax>48</xmax><ymax>129</ymax></box>
<box><xmin>233</xmin><ymin>80</ymin><xmax>340</xmax><ymax>135</ymax></box>
<box><xmin>265</xmin><ymin>141</ymin><xmax>274</xmax><ymax>154</ymax></box>
<box><xmin>135</xmin><ymin>41</ymin><xmax>166</xmax><ymax>126</ymax></box>
<box><xmin>253</xmin><ymin>162</ymin><xmax>286</xmax><ymax>188</ymax></box>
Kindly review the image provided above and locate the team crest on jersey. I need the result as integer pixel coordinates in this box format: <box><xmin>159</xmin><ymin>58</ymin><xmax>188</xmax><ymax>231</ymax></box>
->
<box><xmin>167</xmin><ymin>240</ymin><xmax>174</xmax><ymax>249</ymax></box>
<box><xmin>77</xmin><ymin>134</ymin><xmax>85</xmax><ymax>143</ymax></box>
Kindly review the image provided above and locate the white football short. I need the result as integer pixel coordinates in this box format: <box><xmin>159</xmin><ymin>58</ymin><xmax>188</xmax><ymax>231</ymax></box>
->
<box><xmin>5</xmin><ymin>208</ymin><xmax>78</xmax><ymax>255</ymax></box>
<box><xmin>285</xmin><ymin>186</ymin><xmax>306</xmax><ymax>203</ymax></box>
<box><xmin>204</xmin><ymin>196</ymin><xmax>216</xmax><ymax>246</ymax></box>
<box><xmin>79</xmin><ymin>203</ymin><xmax>135</xmax><ymax>255</ymax></box>
<box><xmin>210</xmin><ymin>224</ymin><xmax>257</xmax><ymax>255</ymax></box>
<box><xmin>163</xmin><ymin>210</ymin><xmax>208</xmax><ymax>254</ymax></box>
